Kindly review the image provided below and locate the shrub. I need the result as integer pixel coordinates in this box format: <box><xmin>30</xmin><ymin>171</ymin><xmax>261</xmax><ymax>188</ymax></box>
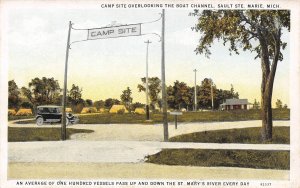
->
<box><xmin>20</xmin><ymin>101</ymin><xmax>33</xmax><ymax>109</ymax></box>
<box><xmin>117</xmin><ymin>109</ymin><xmax>125</xmax><ymax>114</ymax></box>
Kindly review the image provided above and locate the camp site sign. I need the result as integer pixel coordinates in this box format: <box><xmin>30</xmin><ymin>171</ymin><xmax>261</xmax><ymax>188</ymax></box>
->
<box><xmin>87</xmin><ymin>23</ymin><xmax>141</xmax><ymax>40</ymax></box>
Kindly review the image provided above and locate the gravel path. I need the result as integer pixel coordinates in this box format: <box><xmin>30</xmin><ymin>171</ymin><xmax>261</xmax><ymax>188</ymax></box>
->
<box><xmin>8</xmin><ymin>140</ymin><xmax>290</xmax><ymax>163</ymax></box>
<box><xmin>8</xmin><ymin>120</ymin><xmax>290</xmax><ymax>180</ymax></box>
<box><xmin>9</xmin><ymin>120</ymin><xmax>290</xmax><ymax>141</ymax></box>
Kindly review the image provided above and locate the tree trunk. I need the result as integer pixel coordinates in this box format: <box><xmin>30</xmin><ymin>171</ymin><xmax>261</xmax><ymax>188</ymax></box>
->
<box><xmin>261</xmin><ymin>88</ymin><xmax>273</xmax><ymax>141</ymax></box>
<box><xmin>259</xmin><ymin>30</ymin><xmax>280</xmax><ymax>142</ymax></box>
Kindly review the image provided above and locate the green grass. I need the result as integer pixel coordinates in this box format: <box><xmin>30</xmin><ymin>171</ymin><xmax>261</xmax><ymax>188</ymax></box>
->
<box><xmin>12</xmin><ymin>109</ymin><xmax>290</xmax><ymax>124</ymax></box>
<box><xmin>146</xmin><ymin>149</ymin><xmax>290</xmax><ymax>170</ymax></box>
<box><xmin>8</xmin><ymin>115</ymin><xmax>34</xmax><ymax>121</ymax></box>
<box><xmin>169</xmin><ymin>127</ymin><xmax>289</xmax><ymax>144</ymax></box>
<box><xmin>8</xmin><ymin>127</ymin><xmax>94</xmax><ymax>142</ymax></box>
<box><xmin>79</xmin><ymin>109</ymin><xmax>290</xmax><ymax>124</ymax></box>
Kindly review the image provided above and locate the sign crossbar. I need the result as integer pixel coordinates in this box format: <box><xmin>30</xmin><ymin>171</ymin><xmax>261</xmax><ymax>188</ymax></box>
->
<box><xmin>61</xmin><ymin>10</ymin><xmax>168</xmax><ymax>141</ymax></box>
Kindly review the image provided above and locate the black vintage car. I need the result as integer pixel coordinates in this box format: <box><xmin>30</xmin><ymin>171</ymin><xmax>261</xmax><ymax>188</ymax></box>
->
<box><xmin>36</xmin><ymin>105</ymin><xmax>79</xmax><ymax>126</ymax></box>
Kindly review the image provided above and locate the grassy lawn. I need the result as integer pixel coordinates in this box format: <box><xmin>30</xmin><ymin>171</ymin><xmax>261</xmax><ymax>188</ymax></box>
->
<box><xmin>8</xmin><ymin>115</ymin><xmax>34</xmax><ymax>121</ymax></box>
<box><xmin>11</xmin><ymin>109</ymin><xmax>290</xmax><ymax>124</ymax></box>
<box><xmin>169</xmin><ymin>127</ymin><xmax>289</xmax><ymax>144</ymax></box>
<box><xmin>146</xmin><ymin>149</ymin><xmax>290</xmax><ymax>170</ymax></box>
<box><xmin>147</xmin><ymin>126</ymin><xmax>290</xmax><ymax>169</ymax></box>
<box><xmin>80</xmin><ymin>109</ymin><xmax>289</xmax><ymax>124</ymax></box>
<box><xmin>8</xmin><ymin>127</ymin><xmax>94</xmax><ymax>142</ymax></box>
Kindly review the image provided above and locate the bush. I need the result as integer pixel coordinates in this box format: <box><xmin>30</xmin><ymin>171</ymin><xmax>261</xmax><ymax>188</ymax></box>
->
<box><xmin>117</xmin><ymin>109</ymin><xmax>125</xmax><ymax>114</ymax></box>
<box><xmin>20</xmin><ymin>101</ymin><xmax>33</xmax><ymax>109</ymax></box>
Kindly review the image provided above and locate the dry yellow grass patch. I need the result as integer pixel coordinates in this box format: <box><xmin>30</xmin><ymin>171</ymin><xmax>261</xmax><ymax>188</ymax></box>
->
<box><xmin>134</xmin><ymin>108</ymin><xmax>145</xmax><ymax>114</ymax></box>
<box><xmin>16</xmin><ymin>108</ymin><xmax>32</xmax><ymax>116</ymax></box>
<box><xmin>8</xmin><ymin>109</ymin><xmax>17</xmax><ymax>116</ymax></box>
<box><xmin>109</xmin><ymin>105</ymin><xmax>128</xmax><ymax>113</ymax></box>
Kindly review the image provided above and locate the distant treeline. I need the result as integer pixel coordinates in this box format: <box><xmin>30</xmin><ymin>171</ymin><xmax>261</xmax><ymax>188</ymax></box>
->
<box><xmin>9</xmin><ymin>76</ymin><xmax>241</xmax><ymax>113</ymax></box>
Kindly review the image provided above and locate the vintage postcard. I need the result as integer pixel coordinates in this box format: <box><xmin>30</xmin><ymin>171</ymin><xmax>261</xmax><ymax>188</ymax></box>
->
<box><xmin>0</xmin><ymin>0</ymin><xmax>299</xmax><ymax>187</ymax></box>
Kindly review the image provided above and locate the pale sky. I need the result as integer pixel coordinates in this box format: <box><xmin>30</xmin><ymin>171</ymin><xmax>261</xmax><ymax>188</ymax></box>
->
<box><xmin>5</xmin><ymin>4</ymin><xmax>290</xmax><ymax>106</ymax></box>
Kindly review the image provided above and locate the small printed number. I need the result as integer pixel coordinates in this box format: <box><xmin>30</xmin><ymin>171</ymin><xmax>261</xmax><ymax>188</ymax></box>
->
<box><xmin>260</xmin><ymin>183</ymin><xmax>272</xmax><ymax>186</ymax></box>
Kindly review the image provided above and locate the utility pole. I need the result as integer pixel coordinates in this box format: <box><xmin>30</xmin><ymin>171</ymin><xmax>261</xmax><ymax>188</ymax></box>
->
<box><xmin>210</xmin><ymin>80</ymin><xmax>214</xmax><ymax>110</ymax></box>
<box><xmin>145</xmin><ymin>40</ymin><xmax>151</xmax><ymax>120</ymax></box>
<box><xmin>193</xmin><ymin>69</ymin><xmax>197</xmax><ymax>111</ymax></box>
<box><xmin>61</xmin><ymin>21</ymin><xmax>72</xmax><ymax>140</ymax></box>
<box><xmin>161</xmin><ymin>9</ymin><xmax>168</xmax><ymax>141</ymax></box>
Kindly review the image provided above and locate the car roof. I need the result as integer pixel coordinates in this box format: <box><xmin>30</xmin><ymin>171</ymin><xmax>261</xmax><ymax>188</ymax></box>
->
<box><xmin>37</xmin><ymin>105</ymin><xmax>62</xmax><ymax>108</ymax></box>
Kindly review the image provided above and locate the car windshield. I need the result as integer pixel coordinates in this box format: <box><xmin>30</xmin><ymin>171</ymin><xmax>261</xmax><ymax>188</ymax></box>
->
<box><xmin>49</xmin><ymin>107</ymin><xmax>61</xmax><ymax>113</ymax></box>
<box><xmin>38</xmin><ymin>107</ymin><xmax>62</xmax><ymax>113</ymax></box>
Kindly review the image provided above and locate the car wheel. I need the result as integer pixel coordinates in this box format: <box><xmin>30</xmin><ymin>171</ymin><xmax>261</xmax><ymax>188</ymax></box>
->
<box><xmin>36</xmin><ymin>117</ymin><xmax>43</xmax><ymax>126</ymax></box>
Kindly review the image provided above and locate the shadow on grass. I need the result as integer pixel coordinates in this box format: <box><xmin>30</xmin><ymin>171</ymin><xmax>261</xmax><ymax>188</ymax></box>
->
<box><xmin>8</xmin><ymin>127</ymin><xmax>94</xmax><ymax>142</ymax></box>
<box><xmin>169</xmin><ymin>127</ymin><xmax>289</xmax><ymax>144</ymax></box>
<box><xmin>146</xmin><ymin>149</ymin><xmax>290</xmax><ymax>170</ymax></box>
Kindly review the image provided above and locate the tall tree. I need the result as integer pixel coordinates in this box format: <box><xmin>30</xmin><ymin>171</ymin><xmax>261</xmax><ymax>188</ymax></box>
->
<box><xmin>104</xmin><ymin>98</ymin><xmax>120</xmax><ymax>109</ymax></box>
<box><xmin>198</xmin><ymin>78</ymin><xmax>214</xmax><ymax>109</ymax></box>
<box><xmin>8</xmin><ymin>80</ymin><xmax>21</xmax><ymax>109</ymax></box>
<box><xmin>85</xmin><ymin>99</ymin><xmax>93</xmax><ymax>107</ymax></box>
<box><xmin>22</xmin><ymin>77</ymin><xmax>61</xmax><ymax>107</ymax></box>
<box><xmin>192</xmin><ymin>10</ymin><xmax>289</xmax><ymax>141</ymax></box>
<box><xmin>68</xmin><ymin>84</ymin><xmax>84</xmax><ymax>113</ymax></box>
<box><xmin>93</xmin><ymin>100</ymin><xmax>105</xmax><ymax>110</ymax></box>
<box><xmin>167</xmin><ymin>81</ymin><xmax>192</xmax><ymax>110</ymax></box>
<box><xmin>137</xmin><ymin>77</ymin><xmax>161</xmax><ymax>110</ymax></box>
<box><xmin>69</xmin><ymin>84</ymin><xmax>82</xmax><ymax>104</ymax></box>
<box><xmin>120</xmin><ymin>87</ymin><xmax>133</xmax><ymax>111</ymax></box>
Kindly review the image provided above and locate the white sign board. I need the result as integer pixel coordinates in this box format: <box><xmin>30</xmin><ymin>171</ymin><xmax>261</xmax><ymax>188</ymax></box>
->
<box><xmin>170</xmin><ymin>112</ymin><xmax>183</xmax><ymax>115</ymax></box>
<box><xmin>87</xmin><ymin>24</ymin><xmax>141</xmax><ymax>40</ymax></box>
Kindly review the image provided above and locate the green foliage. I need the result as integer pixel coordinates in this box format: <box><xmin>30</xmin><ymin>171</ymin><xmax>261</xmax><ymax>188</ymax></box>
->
<box><xmin>8</xmin><ymin>127</ymin><xmax>94</xmax><ymax>142</ymax></box>
<box><xmin>131</xmin><ymin>102</ymin><xmax>145</xmax><ymax>110</ymax></box>
<box><xmin>167</xmin><ymin>78</ymin><xmax>239</xmax><ymax>110</ymax></box>
<box><xmin>85</xmin><ymin>99</ymin><xmax>93</xmax><ymax>107</ymax></box>
<box><xmin>169</xmin><ymin>126</ymin><xmax>289</xmax><ymax>144</ymax></box>
<box><xmin>104</xmin><ymin>98</ymin><xmax>121</xmax><ymax>109</ymax></box>
<box><xmin>8</xmin><ymin>80</ymin><xmax>21</xmax><ymax>109</ymax></box>
<box><xmin>192</xmin><ymin>10</ymin><xmax>290</xmax><ymax>140</ymax></box>
<box><xmin>21</xmin><ymin>77</ymin><xmax>61</xmax><ymax>108</ymax></box>
<box><xmin>20</xmin><ymin>101</ymin><xmax>33</xmax><ymax>109</ymax></box>
<box><xmin>120</xmin><ymin>87</ymin><xmax>133</xmax><ymax>111</ymax></box>
<box><xmin>117</xmin><ymin>109</ymin><xmax>125</xmax><ymax>114</ymax></box>
<box><xmin>93</xmin><ymin>100</ymin><xmax>105</xmax><ymax>110</ymax></box>
<box><xmin>146</xmin><ymin>149</ymin><xmax>289</xmax><ymax>170</ymax></box>
<box><xmin>167</xmin><ymin>81</ymin><xmax>192</xmax><ymax>110</ymax></box>
<box><xmin>137</xmin><ymin>77</ymin><xmax>161</xmax><ymax>110</ymax></box>
<box><xmin>68</xmin><ymin>84</ymin><xmax>83</xmax><ymax>106</ymax></box>
<box><xmin>192</xmin><ymin>10</ymin><xmax>289</xmax><ymax>58</ymax></box>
